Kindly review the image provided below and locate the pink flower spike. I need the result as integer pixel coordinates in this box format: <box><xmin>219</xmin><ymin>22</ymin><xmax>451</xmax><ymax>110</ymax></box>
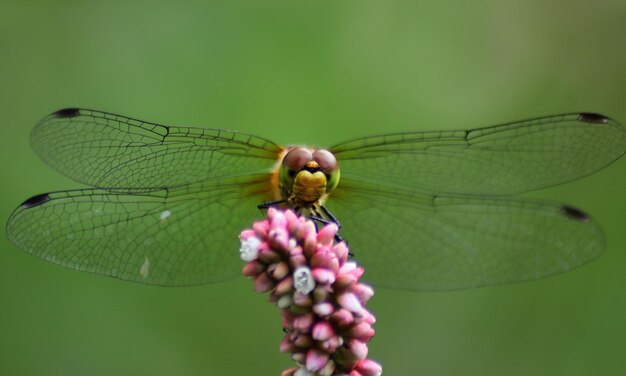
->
<box><xmin>316</xmin><ymin>223</ymin><xmax>338</xmax><ymax>245</ymax></box>
<box><xmin>306</xmin><ymin>348</ymin><xmax>329</xmax><ymax>372</ymax></box>
<box><xmin>239</xmin><ymin>209</ymin><xmax>381</xmax><ymax>375</ymax></box>
<box><xmin>338</xmin><ymin>292</ymin><xmax>363</xmax><ymax>313</ymax></box>
<box><xmin>312</xmin><ymin>321</ymin><xmax>335</xmax><ymax>341</ymax></box>
<box><xmin>354</xmin><ymin>359</ymin><xmax>383</xmax><ymax>376</ymax></box>
<box><xmin>312</xmin><ymin>268</ymin><xmax>336</xmax><ymax>285</ymax></box>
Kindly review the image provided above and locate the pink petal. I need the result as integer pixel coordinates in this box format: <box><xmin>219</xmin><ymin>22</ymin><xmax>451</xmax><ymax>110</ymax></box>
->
<box><xmin>313</xmin><ymin>302</ymin><xmax>334</xmax><ymax>317</ymax></box>
<box><xmin>347</xmin><ymin>339</ymin><xmax>368</xmax><ymax>360</ymax></box>
<box><xmin>355</xmin><ymin>308</ymin><xmax>377</xmax><ymax>325</ymax></box>
<box><xmin>293</xmin><ymin>292</ymin><xmax>313</xmax><ymax>308</ymax></box>
<box><xmin>354</xmin><ymin>359</ymin><xmax>383</xmax><ymax>376</ymax></box>
<box><xmin>280</xmin><ymin>367</ymin><xmax>298</xmax><ymax>376</ymax></box>
<box><xmin>241</xmin><ymin>260</ymin><xmax>265</xmax><ymax>277</ymax></box>
<box><xmin>268</xmin><ymin>261</ymin><xmax>290</xmax><ymax>280</ymax></box>
<box><xmin>330</xmin><ymin>308</ymin><xmax>354</xmax><ymax>328</ymax></box>
<box><xmin>349</xmin><ymin>322</ymin><xmax>375</xmax><ymax>342</ymax></box>
<box><xmin>253</xmin><ymin>220</ymin><xmax>270</xmax><ymax>238</ymax></box>
<box><xmin>258</xmin><ymin>246</ymin><xmax>281</xmax><ymax>263</ymax></box>
<box><xmin>284</xmin><ymin>210</ymin><xmax>300</xmax><ymax>230</ymax></box>
<box><xmin>332</xmin><ymin>242</ymin><xmax>350</xmax><ymax>264</ymax></box>
<box><xmin>338</xmin><ymin>292</ymin><xmax>363</xmax><ymax>313</ymax></box>
<box><xmin>293</xmin><ymin>313</ymin><xmax>314</xmax><ymax>332</ymax></box>
<box><xmin>275</xmin><ymin>276</ymin><xmax>294</xmax><ymax>296</ymax></box>
<box><xmin>306</xmin><ymin>348</ymin><xmax>329</xmax><ymax>372</ymax></box>
<box><xmin>316</xmin><ymin>223</ymin><xmax>338</xmax><ymax>245</ymax></box>
<box><xmin>335</xmin><ymin>271</ymin><xmax>358</xmax><ymax>288</ymax></box>
<box><xmin>311</xmin><ymin>249</ymin><xmax>339</xmax><ymax>273</ymax></box>
<box><xmin>351</xmin><ymin>283</ymin><xmax>374</xmax><ymax>304</ymax></box>
<box><xmin>294</xmin><ymin>333</ymin><xmax>313</xmax><ymax>347</ymax></box>
<box><xmin>279</xmin><ymin>334</ymin><xmax>295</xmax><ymax>353</ymax></box>
<box><xmin>254</xmin><ymin>273</ymin><xmax>275</xmax><ymax>293</ymax></box>
<box><xmin>312</xmin><ymin>268</ymin><xmax>336</xmax><ymax>285</ymax></box>
<box><xmin>319</xmin><ymin>335</ymin><xmax>342</xmax><ymax>353</ymax></box>
<box><xmin>318</xmin><ymin>360</ymin><xmax>336</xmax><ymax>376</ymax></box>
<box><xmin>313</xmin><ymin>285</ymin><xmax>331</xmax><ymax>302</ymax></box>
<box><xmin>269</xmin><ymin>227</ymin><xmax>290</xmax><ymax>252</ymax></box>
<box><xmin>291</xmin><ymin>351</ymin><xmax>305</xmax><ymax>364</ymax></box>
<box><xmin>312</xmin><ymin>321</ymin><xmax>335</xmax><ymax>341</ymax></box>
<box><xmin>239</xmin><ymin>229</ymin><xmax>256</xmax><ymax>241</ymax></box>
<box><xmin>269</xmin><ymin>208</ymin><xmax>287</xmax><ymax>228</ymax></box>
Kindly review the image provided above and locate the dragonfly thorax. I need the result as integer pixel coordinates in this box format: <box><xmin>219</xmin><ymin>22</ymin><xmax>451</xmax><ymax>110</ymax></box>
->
<box><xmin>278</xmin><ymin>147</ymin><xmax>340</xmax><ymax>209</ymax></box>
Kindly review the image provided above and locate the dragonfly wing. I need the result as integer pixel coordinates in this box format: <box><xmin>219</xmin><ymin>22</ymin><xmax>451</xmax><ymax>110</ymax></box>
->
<box><xmin>331</xmin><ymin>113</ymin><xmax>626</xmax><ymax>195</ymax></box>
<box><xmin>326</xmin><ymin>179</ymin><xmax>605</xmax><ymax>291</ymax></box>
<box><xmin>6</xmin><ymin>174</ymin><xmax>272</xmax><ymax>286</ymax></box>
<box><xmin>31</xmin><ymin>108</ymin><xmax>282</xmax><ymax>188</ymax></box>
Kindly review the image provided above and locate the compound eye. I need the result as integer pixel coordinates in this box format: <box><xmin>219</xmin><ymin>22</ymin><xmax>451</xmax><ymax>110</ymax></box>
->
<box><xmin>313</xmin><ymin>149</ymin><xmax>338</xmax><ymax>173</ymax></box>
<box><xmin>283</xmin><ymin>147</ymin><xmax>313</xmax><ymax>171</ymax></box>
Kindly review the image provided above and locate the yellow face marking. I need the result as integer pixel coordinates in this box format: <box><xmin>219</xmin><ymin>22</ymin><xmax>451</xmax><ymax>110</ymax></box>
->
<box><xmin>292</xmin><ymin>170</ymin><xmax>327</xmax><ymax>204</ymax></box>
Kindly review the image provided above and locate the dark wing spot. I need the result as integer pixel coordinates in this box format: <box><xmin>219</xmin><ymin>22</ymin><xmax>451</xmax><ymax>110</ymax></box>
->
<box><xmin>560</xmin><ymin>205</ymin><xmax>590</xmax><ymax>222</ymax></box>
<box><xmin>52</xmin><ymin>108</ymin><xmax>81</xmax><ymax>118</ymax></box>
<box><xmin>20</xmin><ymin>193</ymin><xmax>51</xmax><ymax>209</ymax></box>
<box><xmin>578</xmin><ymin>113</ymin><xmax>609</xmax><ymax>124</ymax></box>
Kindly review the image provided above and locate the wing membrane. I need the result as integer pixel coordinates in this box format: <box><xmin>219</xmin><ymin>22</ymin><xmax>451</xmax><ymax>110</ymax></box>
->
<box><xmin>331</xmin><ymin>113</ymin><xmax>626</xmax><ymax>195</ymax></box>
<box><xmin>326</xmin><ymin>179</ymin><xmax>605</xmax><ymax>291</ymax></box>
<box><xmin>30</xmin><ymin>108</ymin><xmax>283</xmax><ymax>188</ymax></box>
<box><xmin>6</xmin><ymin>174</ymin><xmax>273</xmax><ymax>286</ymax></box>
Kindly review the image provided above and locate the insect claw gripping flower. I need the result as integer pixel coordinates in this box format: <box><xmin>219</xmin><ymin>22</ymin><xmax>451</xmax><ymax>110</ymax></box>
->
<box><xmin>239</xmin><ymin>208</ymin><xmax>383</xmax><ymax>376</ymax></box>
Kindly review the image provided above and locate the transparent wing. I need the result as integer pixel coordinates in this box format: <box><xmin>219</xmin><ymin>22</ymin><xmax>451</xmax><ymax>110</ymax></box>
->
<box><xmin>330</xmin><ymin>113</ymin><xmax>626</xmax><ymax>195</ymax></box>
<box><xmin>326</xmin><ymin>179</ymin><xmax>605</xmax><ymax>291</ymax></box>
<box><xmin>6</xmin><ymin>174</ymin><xmax>273</xmax><ymax>286</ymax></box>
<box><xmin>31</xmin><ymin>108</ymin><xmax>283</xmax><ymax>189</ymax></box>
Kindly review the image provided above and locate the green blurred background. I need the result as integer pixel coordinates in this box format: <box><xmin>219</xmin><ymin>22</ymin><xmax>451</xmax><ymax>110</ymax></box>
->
<box><xmin>1</xmin><ymin>1</ymin><xmax>625</xmax><ymax>375</ymax></box>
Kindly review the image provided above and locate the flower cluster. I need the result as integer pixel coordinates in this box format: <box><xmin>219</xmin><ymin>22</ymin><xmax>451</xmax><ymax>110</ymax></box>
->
<box><xmin>239</xmin><ymin>208</ymin><xmax>382</xmax><ymax>376</ymax></box>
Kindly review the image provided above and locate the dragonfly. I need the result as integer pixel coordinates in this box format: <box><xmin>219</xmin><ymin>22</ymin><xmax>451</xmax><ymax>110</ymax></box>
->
<box><xmin>6</xmin><ymin>109</ymin><xmax>625</xmax><ymax>291</ymax></box>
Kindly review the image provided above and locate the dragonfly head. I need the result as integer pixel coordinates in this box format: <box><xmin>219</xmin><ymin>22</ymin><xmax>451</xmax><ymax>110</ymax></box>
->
<box><xmin>279</xmin><ymin>147</ymin><xmax>340</xmax><ymax>204</ymax></box>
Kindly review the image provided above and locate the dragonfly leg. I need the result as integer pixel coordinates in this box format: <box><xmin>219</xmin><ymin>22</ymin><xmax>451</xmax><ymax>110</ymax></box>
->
<box><xmin>308</xmin><ymin>213</ymin><xmax>346</xmax><ymax>245</ymax></box>
<box><xmin>258</xmin><ymin>199</ymin><xmax>287</xmax><ymax>209</ymax></box>
<box><xmin>320</xmin><ymin>205</ymin><xmax>341</xmax><ymax>229</ymax></box>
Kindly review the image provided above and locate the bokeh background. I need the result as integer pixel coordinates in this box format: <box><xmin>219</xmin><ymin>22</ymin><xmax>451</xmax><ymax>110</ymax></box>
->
<box><xmin>1</xmin><ymin>1</ymin><xmax>625</xmax><ymax>375</ymax></box>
